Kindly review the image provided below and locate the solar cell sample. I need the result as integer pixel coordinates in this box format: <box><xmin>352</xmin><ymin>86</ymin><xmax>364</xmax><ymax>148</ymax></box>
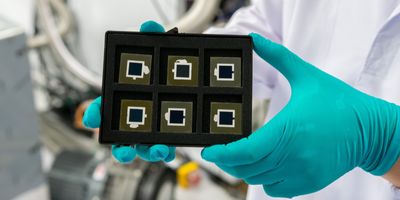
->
<box><xmin>119</xmin><ymin>100</ymin><xmax>152</xmax><ymax>132</ymax></box>
<box><xmin>161</xmin><ymin>101</ymin><xmax>193</xmax><ymax>133</ymax></box>
<box><xmin>210</xmin><ymin>57</ymin><xmax>241</xmax><ymax>87</ymax></box>
<box><xmin>119</xmin><ymin>53</ymin><xmax>152</xmax><ymax>85</ymax></box>
<box><xmin>167</xmin><ymin>56</ymin><xmax>198</xmax><ymax>86</ymax></box>
<box><xmin>210</xmin><ymin>102</ymin><xmax>242</xmax><ymax>134</ymax></box>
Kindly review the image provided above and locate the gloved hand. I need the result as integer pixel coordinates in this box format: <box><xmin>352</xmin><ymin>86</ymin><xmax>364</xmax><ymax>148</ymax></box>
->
<box><xmin>202</xmin><ymin>33</ymin><xmax>400</xmax><ymax>198</ymax></box>
<box><xmin>83</xmin><ymin>21</ymin><xmax>175</xmax><ymax>164</ymax></box>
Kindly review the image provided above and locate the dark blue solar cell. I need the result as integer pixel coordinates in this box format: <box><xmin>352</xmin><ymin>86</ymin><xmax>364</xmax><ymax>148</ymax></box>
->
<box><xmin>218</xmin><ymin>65</ymin><xmax>233</xmax><ymax>79</ymax></box>
<box><xmin>169</xmin><ymin>110</ymin><xmax>185</xmax><ymax>124</ymax></box>
<box><xmin>129</xmin><ymin>108</ymin><xmax>144</xmax><ymax>123</ymax></box>
<box><xmin>128</xmin><ymin>62</ymin><xmax>143</xmax><ymax>76</ymax></box>
<box><xmin>175</xmin><ymin>64</ymin><xmax>190</xmax><ymax>78</ymax></box>
<box><xmin>219</xmin><ymin>111</ymin><xmax>234</xmax><ymax>125</ymax></box>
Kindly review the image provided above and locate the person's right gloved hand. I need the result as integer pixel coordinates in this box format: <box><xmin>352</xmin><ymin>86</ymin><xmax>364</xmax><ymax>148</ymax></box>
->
<box><xmin>83</xmin><ymin>21</ymin><xmax>175</xmax><ymax>164</ymax></box>
<box><xmin>201</xmin><ymin>33</ymin><xmax>400</xmax><ymax>198</ymax></box>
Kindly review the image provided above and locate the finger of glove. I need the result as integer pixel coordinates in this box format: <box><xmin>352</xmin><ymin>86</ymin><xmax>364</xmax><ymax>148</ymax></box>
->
<box><xmin>136</xmin><ymin>144</ymin><xmax>172</xmax><ymax>162</ymax></box>
<box><xmin>164</xmin><ymin>146</ymin><xmax>176</xmax><ymax>162</ymax></box>
<box><xmin>111</xmin><ymin>145</ymin><xmax>137</xmax><ymax>164</ymax></box>
<box><xmin>202</xmin><ymin>118</ymin><xmax>283</xmax><ymax>166</ymax></box>
<box><xmin>83</xmin><ymin>96</ymin><xmax>102</xmax><ymax>128</ymax></box>
<box><xmin>140</xmin><ymin>21</ymin><xmax>165</xmax><ymax>33</ymax></box>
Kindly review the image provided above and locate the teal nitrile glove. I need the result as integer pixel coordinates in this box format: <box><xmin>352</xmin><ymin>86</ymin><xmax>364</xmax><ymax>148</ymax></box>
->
<box><xmin>82</xmin><ymin>21</ymin><xmax>175</xmax><ymax>164</ymax></box>
<box><xmin>201</xmin><ymin>33</ymin><xmax>400</xmax><ymax>198</ymax></box>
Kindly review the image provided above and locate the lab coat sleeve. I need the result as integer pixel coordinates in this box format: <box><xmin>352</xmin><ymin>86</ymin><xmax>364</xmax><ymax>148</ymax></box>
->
<box><xmin>204</xmin><ymin>0</ymin><xmax>283</xmax><ymax>99</ymax></box>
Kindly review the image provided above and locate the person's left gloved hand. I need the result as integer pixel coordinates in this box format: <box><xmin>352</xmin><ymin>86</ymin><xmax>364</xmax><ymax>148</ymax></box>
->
<box><xmin>83</xmin><ymin>96</ymin><xmax>175</xmax><ymax>163</ymax></box>
<box><xmin>201</xmin><ymin>33</ymin><xmax>400</xmax><ymax>198</ymax></box>
<box><xmin>83</xmin><ymin>21</ymin><xmax>175</xmax><ymax>164</ymax></box>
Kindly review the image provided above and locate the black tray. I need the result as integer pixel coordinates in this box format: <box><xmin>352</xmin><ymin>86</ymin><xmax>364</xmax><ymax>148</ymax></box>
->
<box><xmin>100</xmin><ymin>30</ymin><xmax>253</xmax><ymax>146</ymax></box>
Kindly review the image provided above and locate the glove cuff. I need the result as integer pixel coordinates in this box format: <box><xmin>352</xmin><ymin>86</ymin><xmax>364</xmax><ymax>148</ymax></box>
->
<box><xmin>366</xmin><ymin>105</ymin><xmax>400</xmax><ymax>176</ymax></box>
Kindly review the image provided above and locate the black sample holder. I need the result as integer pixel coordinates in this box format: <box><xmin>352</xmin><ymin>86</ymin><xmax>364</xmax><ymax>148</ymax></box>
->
<box><xmin>100</xmin><ymin>30</ymin><xmax>253</xmax><ymax>146</ymax></box>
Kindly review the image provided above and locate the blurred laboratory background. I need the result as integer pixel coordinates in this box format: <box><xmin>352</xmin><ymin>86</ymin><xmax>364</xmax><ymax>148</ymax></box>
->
<box><xmin>0</xmin><ymin>0</ymin><xmax>269</xmax><ymax>199</ymax></box>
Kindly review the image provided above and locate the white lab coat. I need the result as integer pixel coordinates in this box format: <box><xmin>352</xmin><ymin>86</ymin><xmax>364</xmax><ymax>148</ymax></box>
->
<box><xmin>204</xmin><ymin>0</ymin><xmax>400</xmax><ymax>199</ymax></box>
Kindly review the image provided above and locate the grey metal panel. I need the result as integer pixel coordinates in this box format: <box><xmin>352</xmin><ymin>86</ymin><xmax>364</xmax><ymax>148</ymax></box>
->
<box><xmin>0</xmin><ymin>16</ymin><xmax>45</xmax><ymax>200</ymax></box>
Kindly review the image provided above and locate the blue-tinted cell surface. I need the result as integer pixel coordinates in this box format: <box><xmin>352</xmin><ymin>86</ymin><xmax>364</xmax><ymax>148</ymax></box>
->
<box><xmin>169</xmin><ymin>110</ymin><xmax>185</xmax><ymax>124</ymax></box>
<box><xmin>175</xmin><ymin>64</ymin><xmax>190</xmax><ymax>78</ymax></box>
<box><xmin>129</xmin><ymin>108</ymin><xmax>144</xmax><ymax>123</ymax></box>
<box><xmin>219</xmin><ymin>111</ymin><xmax>234</xmax><ymax>125</ymax></box>
<box><xmin>218</xmin><ymin>65</ymin><xmax>233</xmax><ymax>79</ymax></box>
<box><xmin>128</xmin><ymin>62</ymin><xmax>143</xmax><ymax>76</ymax></box>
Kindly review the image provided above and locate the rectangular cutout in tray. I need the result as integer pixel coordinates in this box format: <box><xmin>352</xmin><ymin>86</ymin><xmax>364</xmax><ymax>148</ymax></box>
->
<box><xmin>100</xmin><ymin>31</ymin><xmax>252</xmax><ymax>146</ymax></box>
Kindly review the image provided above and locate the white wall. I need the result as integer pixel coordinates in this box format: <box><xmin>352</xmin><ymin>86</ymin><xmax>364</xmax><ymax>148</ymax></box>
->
<box><xmin>0</xmin><ymin>0</ymin><xmax>34</xmax><ymax>34</ymax></box>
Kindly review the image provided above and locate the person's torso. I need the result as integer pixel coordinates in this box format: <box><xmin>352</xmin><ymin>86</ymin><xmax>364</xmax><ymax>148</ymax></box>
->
<box><xmin>267</xmin><ymin>0</ymin><xmax>400</xmax><ymax>120</ymax></box>
<box><xmin>251</xmin><ymin>0</ymin><xmax>400</xmax><ymax>200</ymax></box>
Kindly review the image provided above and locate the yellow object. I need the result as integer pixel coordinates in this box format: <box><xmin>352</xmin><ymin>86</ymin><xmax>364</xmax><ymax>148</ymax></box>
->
<box><xmin>177</xmin><ymin>162</ymin><xmax>200</xmax><ymax>188</ymax></box>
